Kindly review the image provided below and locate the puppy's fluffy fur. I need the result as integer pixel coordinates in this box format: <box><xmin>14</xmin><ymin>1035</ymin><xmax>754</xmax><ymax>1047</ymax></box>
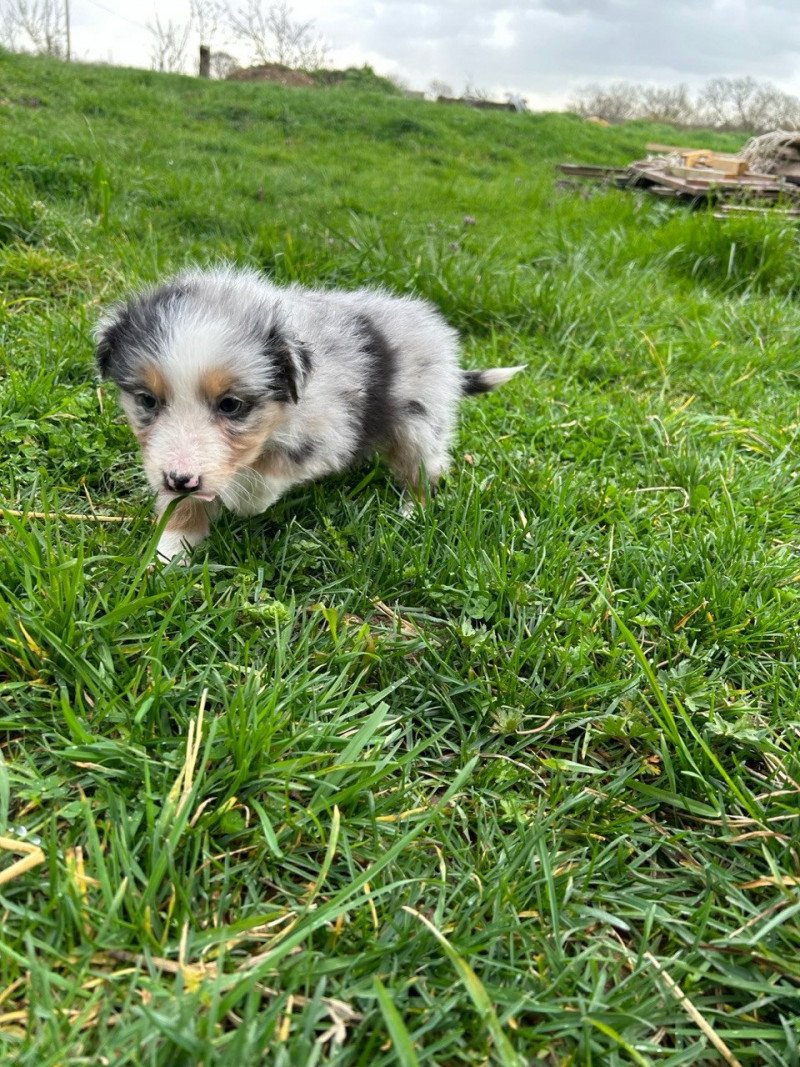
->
<box><xmin>96</xmin><ymin>266</ymin><xmax>523</xmax><ymax>560</ymax></box>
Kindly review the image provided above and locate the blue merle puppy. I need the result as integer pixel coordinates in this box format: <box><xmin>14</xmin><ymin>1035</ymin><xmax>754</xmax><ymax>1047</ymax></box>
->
<box><xmin>95</xmin><ymin>266</ymin><xmax>524</xmax><ymax>561</ymax></box>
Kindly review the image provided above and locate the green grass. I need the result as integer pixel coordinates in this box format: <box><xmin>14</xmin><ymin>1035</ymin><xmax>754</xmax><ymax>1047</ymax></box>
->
<box><xmin>1</xmin><ymin>48</ymin><xmax>800</xmax><ymax>1065</ymax></box>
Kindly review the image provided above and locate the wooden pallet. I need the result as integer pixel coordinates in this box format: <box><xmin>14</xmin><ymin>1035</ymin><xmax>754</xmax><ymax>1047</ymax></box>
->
<box><xmin>557</xmin><ymin>157</ymin><xmax>797</xmax><ymax>206</ymax></box>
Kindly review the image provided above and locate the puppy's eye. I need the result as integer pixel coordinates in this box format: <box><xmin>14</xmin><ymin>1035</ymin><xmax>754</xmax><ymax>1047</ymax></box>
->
<box><xmin>136</xmin><ymin>391</ymin><xmax>159</xmax><ymax>412</ymax></box>
<box><xmin>217</xmin><ymin>395</ymin><xmax>245</xmax><ymax>416</ymax></box>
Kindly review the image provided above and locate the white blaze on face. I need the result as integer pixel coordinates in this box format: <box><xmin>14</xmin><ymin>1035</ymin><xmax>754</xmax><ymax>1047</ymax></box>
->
<box><xmin>144</xmin><ymin>314</ymin><xmax>238</xmax><ymax>495</ymax></box>
<box><xmin>147</xmin><ymin>404</ymin><xmax>216</xmax><ymax>484</ymax></box>
<box><xmin>163</xmin><ymin>311</ymin><xmax>232</xmax><ymax>379</ymax></box>
<box><xmin>132</xmin><ymin>303</ymin><xmax>284</xmax><ymax>500</ymax></box>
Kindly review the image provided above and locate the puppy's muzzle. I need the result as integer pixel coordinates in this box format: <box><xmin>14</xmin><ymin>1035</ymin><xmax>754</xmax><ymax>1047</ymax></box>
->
<box><xmin>164</xmin><ymin>469</ymin><xmax>202</xmax><ymax>493</ymax></box>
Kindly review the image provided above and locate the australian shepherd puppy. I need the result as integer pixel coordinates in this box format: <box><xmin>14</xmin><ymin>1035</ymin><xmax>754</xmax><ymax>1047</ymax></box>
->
<box><xmin>95</xmin><ymin>266</ymin><xmax>524</xmax><ymax>561</ymax></box>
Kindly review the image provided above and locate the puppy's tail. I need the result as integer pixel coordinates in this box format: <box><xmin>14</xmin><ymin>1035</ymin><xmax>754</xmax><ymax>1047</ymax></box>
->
<box><xmin>461</xmin><ymin>365</ymin><xmax>526</xmax><ymax>396</ymax></box>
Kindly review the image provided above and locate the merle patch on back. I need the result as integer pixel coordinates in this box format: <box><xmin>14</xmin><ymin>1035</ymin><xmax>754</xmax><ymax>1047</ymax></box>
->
<box><xmin>352</xmin><ymin>314</ymin><xmax>397</xmax><ymax>454</ymax></box>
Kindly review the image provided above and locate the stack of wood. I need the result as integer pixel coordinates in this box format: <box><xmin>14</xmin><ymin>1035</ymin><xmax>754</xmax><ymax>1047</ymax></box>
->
<box><xmin>558</xmin><ymin>141</ymin><xmax>800</xmax><ymax>207</ymax></box>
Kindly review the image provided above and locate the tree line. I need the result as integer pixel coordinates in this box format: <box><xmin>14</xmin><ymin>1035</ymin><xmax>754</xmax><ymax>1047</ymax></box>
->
<box><xmin>4</xmin><ymin>3</ymin><xmax>797</xmax><ymax>131</ymax></box>
<box><xmin>570</xmin><ymin>77</ymin><xmax>800</xmax><ymax>132</ymax></box>
<box><xmin>0</xmin><ymin>0</ymin><xmax>329</xmax><ymax>77</ymax></box>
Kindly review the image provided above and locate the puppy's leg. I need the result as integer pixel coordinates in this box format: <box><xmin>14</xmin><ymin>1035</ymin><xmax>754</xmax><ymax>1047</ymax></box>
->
<box><xmin>156</xmin><ymin>494</ymin><xmax>218</xmax><ymax>562</ymax></box>
<box><xmin>225</xmin><ymin>467</ymin><xmax>294</xmax><ymax>517</ymax></box>
<box><xmin>387</xmin><ymin>432</ymin><xmax>450</xmax><ymax>516</ymax></box>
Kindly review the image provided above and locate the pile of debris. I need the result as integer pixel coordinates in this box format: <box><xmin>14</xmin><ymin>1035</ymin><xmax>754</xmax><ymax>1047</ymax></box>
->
<box><xmin>558</xmin><ymin>137</ymin><xmax>800</xmax><ymax>208</ymax></box>
<box><xmin>740</xmin><ymin>129</ymin><xmax>800</xmax><ymax>179</ymax></box>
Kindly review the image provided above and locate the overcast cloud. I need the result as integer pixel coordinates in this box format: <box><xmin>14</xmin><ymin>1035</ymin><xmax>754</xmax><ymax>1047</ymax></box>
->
<box><xmin>68</xmin><ymin>0</ymin><xmax>800</xmax><ymax>108</ymax></box>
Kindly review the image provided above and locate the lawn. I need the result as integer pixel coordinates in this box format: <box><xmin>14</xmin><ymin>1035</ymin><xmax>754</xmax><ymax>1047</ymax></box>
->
<box><xmin>1</xmin><ymin>49</ymin><xmax>799</xmax><ymax>1065</ymax></box>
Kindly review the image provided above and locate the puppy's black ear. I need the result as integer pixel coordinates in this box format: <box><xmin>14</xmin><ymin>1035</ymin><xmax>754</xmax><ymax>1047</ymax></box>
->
<box><xmin>263</xmin><ymin>323</ymin><xmax>312</xmax><ymax>404</ymax></box>
<box><xmin>94</xmin><ymin>310</ymin><xmax>125</xmax><ymax>380</ymax></box>
<box><xmin>95</xmin><ymin>282</ymin><xmax>189</xmax><ymax>381</ymax></box>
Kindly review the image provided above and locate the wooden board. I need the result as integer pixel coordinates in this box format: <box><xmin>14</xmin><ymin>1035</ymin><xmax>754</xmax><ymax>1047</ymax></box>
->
<box><xmin>669</xmin><ymin>164</ymin><xmax>730</xmax><ymax>181</ymax></box>
<box><xmin>720</xmin><ymin>203</ymin><xmax>800</xmax><ymax>216</ymax></box>
<box><xmin>556</xmin><ymin>159</ymin><xmax>799</xmax><ymax>207</ymax></box>
<box><xmin>558</xmin><ymin>163</ymin><xmax>628</xmax><ymax>178</ymax></box>
<box><xmin>645</xmin><ymin>144</ymin><xmax>748</xmax><ymax>176</ymax></box>
<box><xmin>698</xmin><ymin>153</ymin><xmax>747</xmax><ymax>176</ymax></box>
<box><xmin>639</xmin><ymin>166</ymin><xmax>781</xmax><ymax>192</ymax></box>
<box><xmin>631</xmin><ymin>167</ymin><xmax>783</xmax><ymax>198</ymax></box>
<box><xmin>646</xmin><ymin>142</ymin><xmax>701</xmax><ymax>154</ymax></box>
<box><xmin>682</xmin><ymin>152</ymin><xmax>747</xmax><ymax>176</ymax></box>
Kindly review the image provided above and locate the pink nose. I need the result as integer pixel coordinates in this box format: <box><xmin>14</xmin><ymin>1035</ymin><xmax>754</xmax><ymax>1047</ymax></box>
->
<box><xmin>164</xmin><ymin>470</ymin><xmax>202</xmax><ymax>492</ymax></box>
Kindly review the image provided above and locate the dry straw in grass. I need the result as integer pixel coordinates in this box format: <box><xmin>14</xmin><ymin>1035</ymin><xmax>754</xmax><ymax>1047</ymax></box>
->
<box><xmin>0</xmin><ymin>836</ymin><xmax>45</xmax><ymax>886</ymax></box>
<box><xmin>644</xmin><ymin>953</ymin><xmax>744</xmax><ymax>1067</ymax></box>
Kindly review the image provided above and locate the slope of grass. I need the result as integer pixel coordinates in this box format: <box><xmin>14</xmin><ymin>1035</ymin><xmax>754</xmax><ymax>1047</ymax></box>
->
<box><xmin>1</xmin><ymin>50</ymin><xmax>799</xmax><ymax>1065</ymax></box>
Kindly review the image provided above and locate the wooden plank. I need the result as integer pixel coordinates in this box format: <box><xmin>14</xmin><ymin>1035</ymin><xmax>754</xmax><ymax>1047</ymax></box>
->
<box><xmin>646</xmin><ymin>144</ymin><xmax>748</xmax><ymax>176</ymax></box>
<box><xmin>704</xmin><ymin>153</ymin><xmax>748</xmax><ymax>176</ymax></box>
<box><xmin>669</xmin><ymin>164</ymin><xmax>730</xmax><ymax>181</ymax></box>
<box><xmin>646</xmin><ymin>142</ymin><xmax>703</xmax><ymax>154</ymax></box>
<box><xmin>720</xmin><ymin>203</ymin><xmax>800</xmax><ymax>216</ymax></box>
<box><xmin>632</xmin><ymin>168</ymin><xmax>711</xmax><ymax>194</ymax></box>
<box><xmin>635</xmin><ymin>164</ymin><xmax>789</xmax><ymax>198</ymax></box>
<box><xmin>558</xmin><ymin>163</ymin><xmax>628</xmax><ymax>178</ymax></box>
<box><xmin>715</xmin><ymin>211</ymin><xmax>800</xmax><ymax>221</ymax></box>
<box><xmin>656</xmin><ymin>168</ymin><xmax>782</xmax><ymax>192</ymax></box>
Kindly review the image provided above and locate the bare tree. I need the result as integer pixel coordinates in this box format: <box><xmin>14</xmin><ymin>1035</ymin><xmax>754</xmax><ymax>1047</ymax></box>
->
<box><xmin>2</xmin><ymin>0</ymin><xmax>66</xmax><ymax>58</ymax></box>
<box><xmin>696</xmin><ymin>77</ymin><xmax>729</xmax><ymax>127</ymax></box>
<box><xmin>149</xmin><ymin>14</ymin><xmax>192</xmax><ymax>74</ymax></box>
<box><xmin>211</xmin><ymin>50</ymin><xmax>239</xmax><ymax>79</ymax></box>
<box><xmin>428</xmin><ymin>79</ymin><xmax>453</xmax><ymax>100</ymax></box>
<box><xmin>190</xmin><ymin>0</ymin><xmax>226</xmax><ymax>48</ymax></box>
<box><xmin>638</xmin><ymin>84</ymin><xmax>694</xmax><ymax>125</ymax></box>
<box><xmin>188</xmin><ymin>1</ymin><xmax>241</xmax><ymax>78</ymax></box>
<box><xmin>228</xmin><ymin>0</ymin><xmax>329</xmax><ymax>69</ymax></box>
<box><xmin>570</xmin><ymin>76</ymin><xmax>800</xmax><ymax>131</ymax></box>
<box><xmin>0</xmin><ymin>3</ymin><xmax>19</xmax><ymax>49</ymax></box>
<box><xmin>463</xmin><ymin>80</ymin><xmax>490</xmax><ymax>103</ymax></box>
<box><xmin>697</xmin><ymin>76</ymin><xmax>800</xmax><ymax>131</ymax></box>
<box><xmin>763</xmin><ymin>88</ymin><xmax>800</xmax><ymax>130</ymax></box>
<box><xmin>569</xmin><ymin>82</ymin><xmax>640</xmax><ymax>124</ymax></box>
<box><xmin>729</xmin><ymin>76</ymin><xmax>763</xmax><ymax>128</ymax></box>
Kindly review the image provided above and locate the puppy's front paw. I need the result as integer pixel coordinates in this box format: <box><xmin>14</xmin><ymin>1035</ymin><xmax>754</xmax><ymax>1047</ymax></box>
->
<box><xmin>156</xmin><ymin>530</ymin><xmax>192</xmax><ymax>565</ymax></box>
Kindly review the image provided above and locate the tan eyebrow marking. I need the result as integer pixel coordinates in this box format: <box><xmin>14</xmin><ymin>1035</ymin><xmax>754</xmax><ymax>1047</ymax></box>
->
<box><xmin>141</xmin><ymin>364</ymin><xmax>168</xmax><ymax>399</ymax></box>
<box><xmin>199</xmin><ymin>368</ymin><xmax>237</xmax><ymax>403</ymax></box>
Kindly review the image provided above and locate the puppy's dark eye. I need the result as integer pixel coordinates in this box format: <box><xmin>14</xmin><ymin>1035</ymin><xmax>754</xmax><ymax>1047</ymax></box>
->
<box><xmin>136</xmin><ymin>391</ymin><xmax>159</xmax><ymax>412</ymax></box>
<box><xmin>217</xmin><ymin>395</ymin><xmax>245</xmax><ymax>416</ymax></box>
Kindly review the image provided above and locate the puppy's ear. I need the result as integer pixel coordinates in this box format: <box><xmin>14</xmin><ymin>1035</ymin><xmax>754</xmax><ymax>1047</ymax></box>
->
<box><xmin>263</xmin><ymin>323</ymin><xmax>312</xmax><ymax>404</ymax></box>
<box><xmin>95</xmin><ymin>282</ymin><xmax>189</xmax><ymax>382</ymax></box>
<box><xmin>94</xmin><ymin>308</ymin><xmax>125</xmax><ymax>380</ymax></box>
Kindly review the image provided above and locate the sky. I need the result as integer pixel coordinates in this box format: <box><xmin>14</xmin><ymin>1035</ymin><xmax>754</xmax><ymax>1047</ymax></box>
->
<box><xmin>64</xmin><ymin>0</ymin><xmax>800</xmax><ymax>109</ymax></box>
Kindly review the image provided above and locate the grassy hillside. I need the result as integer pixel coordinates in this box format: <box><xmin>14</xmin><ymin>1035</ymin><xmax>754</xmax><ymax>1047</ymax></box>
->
<box><xmin>1</xmin><ymin>49</ymin><xmax>799</xmax><ymax>1065</ymax></box>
